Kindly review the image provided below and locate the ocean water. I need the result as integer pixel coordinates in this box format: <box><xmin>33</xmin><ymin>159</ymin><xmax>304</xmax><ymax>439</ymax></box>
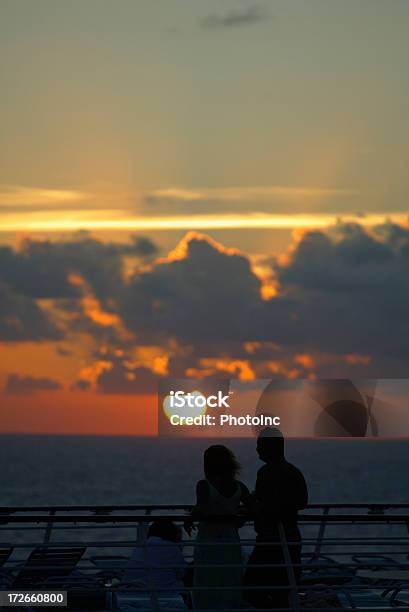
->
<box><xmin>0</xmin><ymin>435</ymin><xmax>407</xmax><ymax>507</ymax></box>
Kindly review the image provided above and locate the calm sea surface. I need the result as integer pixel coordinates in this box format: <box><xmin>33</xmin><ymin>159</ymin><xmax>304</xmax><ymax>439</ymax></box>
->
<box><xmin>0</xmin><ymin>435</ymin><xmax>407</xmax><ymax>506</ymax></box>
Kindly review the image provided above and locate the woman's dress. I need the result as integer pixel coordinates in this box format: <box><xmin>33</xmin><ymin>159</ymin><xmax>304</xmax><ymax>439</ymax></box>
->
<box><xmin>194</xmin><ymin>480</ymin><xmax>243</xmax><ymax>610</ymax></box>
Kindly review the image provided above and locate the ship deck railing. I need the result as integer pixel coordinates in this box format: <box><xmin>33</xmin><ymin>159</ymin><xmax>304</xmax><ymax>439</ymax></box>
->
<box><xmin>0</xmin><ymin>503</ymin><xmax>409</xmax><ymax>610</ymax></box>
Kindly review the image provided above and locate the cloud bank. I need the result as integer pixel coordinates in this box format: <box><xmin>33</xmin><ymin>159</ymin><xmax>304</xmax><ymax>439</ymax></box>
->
<box><xmin>5</xmin><ymin>374</ymin><xmax>62</xmax><ymax>395</ymax></box>
<box><xmin>1</xmin><ymin>223</ymin><xmax>408</xmax><ymax>391</ymax></box>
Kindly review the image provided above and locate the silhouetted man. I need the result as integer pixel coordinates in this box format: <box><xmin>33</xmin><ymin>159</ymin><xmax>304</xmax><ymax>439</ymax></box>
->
<box><xmin>244</xmin><ymin>428</ymin><xmax>308</xmax><ymax>609</ymax></box>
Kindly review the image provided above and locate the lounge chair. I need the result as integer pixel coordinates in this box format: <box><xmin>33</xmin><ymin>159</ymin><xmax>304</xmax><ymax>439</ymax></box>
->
<box><xmin>12</xmin><ymin>546</ymin><xmax>86</xmax><ymax>588</ymax></box>
<box><xmin>0</xmin><ymin>547</ymin><xmax>13</xmax><ymax>567</ymax></box>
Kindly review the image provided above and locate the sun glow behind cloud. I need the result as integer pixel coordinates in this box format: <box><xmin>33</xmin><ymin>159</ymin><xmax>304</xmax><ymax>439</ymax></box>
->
<box><xmin>1</xmin><ymin>183</ymin><xmax>407</xmax><ymax>233</ymax></box>
<box><xmin>1</xmin><ymin>211</ymin><xmax>407</xmax><ymax>232</ymax></box>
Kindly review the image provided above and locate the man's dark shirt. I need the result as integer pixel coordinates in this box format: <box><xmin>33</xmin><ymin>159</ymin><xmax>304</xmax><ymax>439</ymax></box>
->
<box><xmin>255</xmin><ymin>460</ymin><xmax>308</xmax><ymax>537</ymax></box>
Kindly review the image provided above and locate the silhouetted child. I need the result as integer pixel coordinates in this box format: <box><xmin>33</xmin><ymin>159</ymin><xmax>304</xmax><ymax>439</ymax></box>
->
<box><xmin>118</xmin><ymin>520</ymin><xmax>186</xmax><ymax>611</ymax></box>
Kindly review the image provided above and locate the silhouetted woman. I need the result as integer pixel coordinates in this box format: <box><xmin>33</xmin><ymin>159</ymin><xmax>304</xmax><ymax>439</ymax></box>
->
<box><xmin>192</xmin><ymin>445</ymin><xmax>253</xmax><ymax>610</ymax></box>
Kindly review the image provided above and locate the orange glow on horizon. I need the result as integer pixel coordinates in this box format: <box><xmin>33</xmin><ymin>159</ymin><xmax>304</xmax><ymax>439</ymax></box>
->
<box><xmin>0</xmin><ymin>391</ymin><xmax>156</xmax><ymax>436</ymax></box>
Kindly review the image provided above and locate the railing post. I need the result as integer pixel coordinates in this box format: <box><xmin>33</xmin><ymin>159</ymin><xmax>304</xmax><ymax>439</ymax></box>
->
<box><xmin>140</xmin><ymin>515</ymin><xmax>160</xmax><ymax>612</ymax></box>
<box><xmin>136</xmin><ymin>508</ymin><xmax>150</xmax><ymax>548</ymax></box>
<box><xmin>312</xmin><ymin>506</ymin><xmax>329</xmax><ymax>560</ymax></box>
<box><xmin>42</xmin><ymin>509</ymin><xmax>56</xmax><ymax>547</ymax></box>
<box><xmin>278</xmin><ymin>521</ymin><xmax>299</xmax><ymax>611</ymax></box>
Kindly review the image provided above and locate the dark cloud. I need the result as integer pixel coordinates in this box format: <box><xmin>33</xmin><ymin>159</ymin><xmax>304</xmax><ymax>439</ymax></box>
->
<box><xmin>0</xmin><ymin>234</ymin><xmax>158</xmax><ymax>301</ymax></box>
<box><xmin>55</xmin><ymin>346</ymin><xmax>72</xmax><ymax>357</ymax></box>
<box><xmin>72</xmin><ymin>379</ymin><xmax>91</xmax><ymax>391</ymax></box>
<box><xmin>0</xmin><ymin>234</ymin><xmax>158</xmax><ymax>343</ymax></box>
<box><xmin>118</xmin><ymin>224</ymin><xmax>409</xmax><ymax>377</ymax></box>
<box><xmin>269</xmin><ymin>222</ymin><xmax>409</xmax><ymax>372</ymax></box>
<box><xmin>120</xmin><ymin>233</ymin><xmax>262</xmax><ymax>344</ymax></box>
<box><xmin>0</xmin><ymin>280</ymin><xmax>62</xmax><ymax>341</ymax></box>
<box><xmin>4</xmin><ymin>373</ymin><xmax>62</xmax><ymax>394</ymax></box>
<box><xmin>96</xmin><ymin>360</ymin><xmax>156</xmax><ymax>395</ymax></box>
<box><xmin>120</xmin><ymin>236</ymin><xmax>158</xmax><ymax>260</ymax></box>
<box><xmin>1</xmin><ymin>223</ymin><xmax>408</xmax><ymax>379</ymax></box>
<box><xmin>200</xmin><ymin>5</ymin><xmax>267</xmax><ymax>30</ymax></box>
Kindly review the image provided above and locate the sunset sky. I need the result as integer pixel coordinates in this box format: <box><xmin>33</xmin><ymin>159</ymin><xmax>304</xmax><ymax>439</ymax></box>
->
<box><xmin>0</xmin><ymin>1</ymin><xmax>408</xmax><ymax>434</ymax></box>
